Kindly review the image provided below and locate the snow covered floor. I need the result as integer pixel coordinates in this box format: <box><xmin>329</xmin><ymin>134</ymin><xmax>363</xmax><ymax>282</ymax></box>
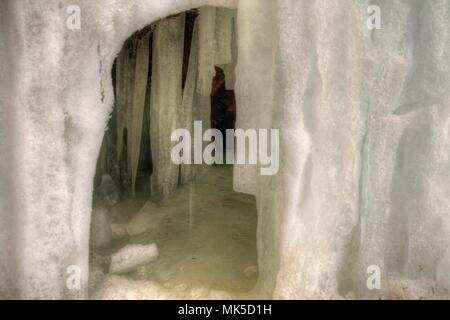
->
<box><xmin>89</xmin><ymin>165</ymin><xmax>258</xmax><ymax>299</ymax></box>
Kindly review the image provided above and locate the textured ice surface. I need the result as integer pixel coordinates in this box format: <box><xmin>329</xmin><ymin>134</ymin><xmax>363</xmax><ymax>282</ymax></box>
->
<box><xmin>109</xmin><ymin>243</ymin><xmax>159</xmax><ymax>274</ymax></box>
<box><xmin>1</xmin><ymin>0</ymin><xmax>450</xmax><ymax>299</ymax></box>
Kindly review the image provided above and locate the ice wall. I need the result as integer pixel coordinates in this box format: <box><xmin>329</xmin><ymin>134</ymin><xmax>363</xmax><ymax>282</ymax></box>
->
<box><xmin>0</xmin><ymin>0</ymin><xmax>237</xmax><ymax>299</ymax></box>
<box><xmin>0</xmin><ymin>0</ymin><xmax>449</xmax><ymax>300</ymax></box>
<box><xmin>234</xmin><ymin>0</ymin><xmax>450</xmax><ymax>299</ymax></box>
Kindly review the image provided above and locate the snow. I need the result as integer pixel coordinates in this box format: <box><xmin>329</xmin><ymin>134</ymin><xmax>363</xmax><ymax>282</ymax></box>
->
<box><xmin>1</xmin><ymin>0</ymin><xmax>450</xmax><ymax>300</ymax></box>
<box><xmin>109</xmin><ymin>243</ymin><xmax>159</xmax><ymax>275</ymax></box>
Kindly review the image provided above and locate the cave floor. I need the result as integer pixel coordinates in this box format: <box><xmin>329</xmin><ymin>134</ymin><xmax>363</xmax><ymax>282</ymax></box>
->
<box><xmin>91</xmin><ymin>165</ymin><xmax>258</xmax><ymax>299</ymax></box>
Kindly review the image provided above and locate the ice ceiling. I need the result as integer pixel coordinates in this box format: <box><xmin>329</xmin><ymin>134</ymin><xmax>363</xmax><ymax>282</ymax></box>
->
<box><xmin>0</xmin><ymin>0</ymin><xmax>449</xmax><ymax>299</ymax></box>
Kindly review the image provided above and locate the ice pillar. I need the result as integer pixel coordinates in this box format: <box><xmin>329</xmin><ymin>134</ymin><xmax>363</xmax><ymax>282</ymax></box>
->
<box><xmin>130</xmin><ymin>33</ymin><xmax>151</xmax><ymax>196</ymax></box>
<box><xmin>150</xmin><ymin>14</ymin><xmax>185</xmax><ymax>198</ymax></box>
<box><xmin>196</xmin><ymin>6</ymin><xmax>216</xmax><ymax>96</ymax></box>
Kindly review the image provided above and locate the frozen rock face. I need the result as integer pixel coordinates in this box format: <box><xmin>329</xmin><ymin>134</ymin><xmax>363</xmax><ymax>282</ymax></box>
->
<box><xmin>0</xmin><ymin>0</ymin><xmax>450</xmax><ymax>300</ymax></box>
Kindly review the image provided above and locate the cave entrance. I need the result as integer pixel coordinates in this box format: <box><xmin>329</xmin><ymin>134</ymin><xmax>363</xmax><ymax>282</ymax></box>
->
<box><xmin>89</xmin><ymin>7</ymin><xmax>258</xmax><ymax>299</ymax></box>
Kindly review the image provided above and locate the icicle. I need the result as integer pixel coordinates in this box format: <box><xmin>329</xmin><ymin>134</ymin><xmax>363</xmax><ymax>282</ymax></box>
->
<box><xmin>150</xmin><ymin>14</ymin><xmax>185</xmax><ymax>198</ymax></box>
<box><xmin>196</xmin><ymin>6</ymin><xmax>216</xmax><ymax>96</ymax></box>
<box><xmin>215</xmin><ymin>8</ymin><xmax>234</xmax><ymax>65</ymax></box>
<box><xmin>124</xmin><ymin>40</ymin><xmax>137</xmax><ymax>187</ymax></box>
<box><xmin>221</xmin><ymin>10</ymin><xmax>237</xmax><ymax>90</ymax></box>
<box><xmin>115</xmin><ymin>47</ymin><xmax>126</xmax><ymax>163</ymax></box>
<box><xmin>97</xmin><ymin>136</ymin><xmax>108</xmax><ymax>175</ymax></box>
<box><xmin>129</xmin><ymin>32</ymin><xmax>150</xmax><ymax>196</ymax></box>
<box><xmin>115</xmin><ymin>39</ymin><xmax>136</xmax><ymax>190</ymax></box>
<box><xmin>180</xmin><ymin>20</ymin><xmax>199</xmax><ymax>184</ymax></box>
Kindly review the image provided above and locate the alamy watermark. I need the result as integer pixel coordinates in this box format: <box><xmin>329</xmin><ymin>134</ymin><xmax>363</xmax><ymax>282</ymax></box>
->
<box><xmin>367</xmin><ymin>5</ymin><xmax>382</xmax><ymax>30</ymax></box>
<box><xmin>366</xmin><ymin>265</ymin><xmax>381</xmax><ymax>290</ymax></box>
<box><xmin>66</xmin><ymin>265</ymin><xmax>81</xmax><ymax>291</ymax></box>
<box><xmin>171</xmin><ymin>121</ymin><xmax>279</xmax><ymax>176</ymax></box>
<box><xmin>66</xmin><ymin>5</ymin><xmax>81</xmax><ymax>31</ymax></box>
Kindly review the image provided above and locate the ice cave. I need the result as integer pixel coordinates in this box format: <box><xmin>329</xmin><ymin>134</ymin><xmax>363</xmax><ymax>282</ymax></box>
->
<box><xmin>0</xmin><ymin>0</ymin><xmax>450</xmax><ymax>300</ymax></box>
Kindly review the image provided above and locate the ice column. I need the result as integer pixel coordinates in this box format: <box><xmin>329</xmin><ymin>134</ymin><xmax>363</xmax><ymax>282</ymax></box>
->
<box><xmin>130</xmin><ymin>32</ymin><xmax>150</xmax><ymax>195</ymax></box>
<box><xmin>222</xmin><ymin>11</ymin><xmax>237</xmax><ymax>90</ymax></box>
<box><xmin>196</xmin><ymin>6</ymin><xmax>216</xmax><ymax>96</ymax></box>
<box><xmin>115</xmin><ymin>47</ymin><xmax>127</xmax><ymax>165</ymax></box>
<box><xmin>180</xmin><ymin>21</ymin><xmax>200</xmax><ymax>184</ymax></box>
<box><xmin>115</xmin><ymin>40</ymin><xmax>136</xmax><ymax>183</ymax></box>
<box><xmin>215</xmin><ymin>8</ymin><xmax>237</xmax><ymax>90</ymax></box>
<box><xmin>215</xmin><ymin>8</ymin><xmax>234</xmax><ymax>65</ymax></box>
<box><xmin>150</xmin><ymin>14</ymin><xmax>185</xmax><ymax>197</ymax></box>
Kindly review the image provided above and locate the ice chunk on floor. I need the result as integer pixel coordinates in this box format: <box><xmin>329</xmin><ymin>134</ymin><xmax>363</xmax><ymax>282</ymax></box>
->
<box><xmin>126</xmin><ymin>201</ymin><xmax>165</xmax><ymax>236</ymax></box>
<box><xmin>109</xmin><ymin>243</ymin><xmax>159</xmax><ymax>274</ymax></box>
<box><xmin>90</xmin><ymin>208</ymin><xmax>113</xmax><ymax>248</ymax></box>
